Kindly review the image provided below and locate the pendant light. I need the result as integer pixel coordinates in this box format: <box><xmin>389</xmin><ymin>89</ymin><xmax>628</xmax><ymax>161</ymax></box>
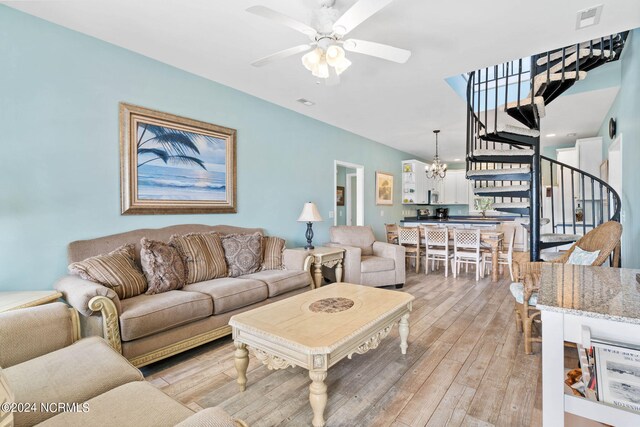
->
<box><xmin>426</xmin><ymin>130</ymin><xmax>447</xmax><ymax>180</ymax></box>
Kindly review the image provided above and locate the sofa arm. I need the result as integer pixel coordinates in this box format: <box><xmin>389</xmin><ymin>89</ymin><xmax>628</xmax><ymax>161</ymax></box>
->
<box><xmin>326</xmin><ymin>243</ymin><xmax>361</xmax><ymax>284</ymax></box>
<box><xmin>0</xmin><ymin>302</ymin><xmax>80</xmax><ymax>368</ymax></box>
<box><xmin>174</xmin><ymin>407</ymin><xmax>248</xmax><ymax>427</ymax></box>
<box><xmin>55</xmin><ymin>274</ymin><xmax>121</xmax><ymax>317</ymax></box>
<box><xmin>373</xmin><ymin>241</ymin><xmax>406</xmax><ymax>285</ymax></box>
<box><xmin>282</xmin><ymin>249</ymin><xmax>313</xmax><ymax>271</ymax></box>
<box><xmin>88</xmin><ymin>296</ymin><xmax>123</xmax><ymax>354</ymax></box>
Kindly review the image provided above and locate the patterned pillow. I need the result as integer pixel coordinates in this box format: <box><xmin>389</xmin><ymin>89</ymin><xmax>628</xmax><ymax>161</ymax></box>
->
<box><xmin>567</xmin><ymin>246</ymin><xmax>600</xmax><ymax>266</ymax></box>
<box><xmin>140</xmin><ymin>238</ymin><xmax>187</xmax><ymax>294</ymax></box>
<box><xmin>262</xmin><ymin>236</ymin><xmax>286</xmax><ymax>270</ymax></box>
<box><xmin>68</xmin><ymin>244</ymin><xmax>147</xmax><ymax>299</ymax></box>
<box><xmin>222</xmin><ymin>232</ymin><xmax>263</xmax><ymax>277</ymax></box>
<box><xmin>0</xmin><ymin>367</ymin><xmax>14</xmax><ymax>427</ymax></box>
<box><xmin>169</xmin><ymin>232</ymin><xmax>227</xmax><ymax>284</ymax></box>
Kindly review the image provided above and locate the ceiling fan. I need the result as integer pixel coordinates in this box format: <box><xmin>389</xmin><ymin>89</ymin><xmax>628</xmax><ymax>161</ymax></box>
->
<box><xmin>247</xmin><ymin>0</ymin><xmax>411</xmax><ymax>82</ymax></box>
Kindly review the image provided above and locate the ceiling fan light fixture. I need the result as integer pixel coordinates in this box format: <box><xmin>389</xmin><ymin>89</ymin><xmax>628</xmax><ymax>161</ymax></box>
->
<box><xmin>325</xmin><ymin>45</ymin><xmax>345</xmax><ymax>66</ymax></box>
<box><xmin>334</xmin><ymin>57</ymin><xmax>352</xmax><ymax>75</ymax></box>
<box><xmin>302</xmin><ymin>48</ymin><xmax>323</xmax><ymax>71</ymax></box>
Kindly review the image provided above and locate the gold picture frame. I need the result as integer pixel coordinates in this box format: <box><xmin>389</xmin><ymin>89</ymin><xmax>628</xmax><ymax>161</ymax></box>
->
<box><xmin>375</xmin><ymin>171</ymin><xmax>394</xmax><ymax>205</ymax></box>
<box><xmin>120</xmin><ymin>103</ymin><xmax>236</xmax><ymax>214</ymax></box>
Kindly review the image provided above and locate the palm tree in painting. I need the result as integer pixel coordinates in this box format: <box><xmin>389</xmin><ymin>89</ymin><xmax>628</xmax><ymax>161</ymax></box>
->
<box><xmin>137</xmin><ymin>123</ymin><xmax>207</xmax><ymax>170</ymax></box>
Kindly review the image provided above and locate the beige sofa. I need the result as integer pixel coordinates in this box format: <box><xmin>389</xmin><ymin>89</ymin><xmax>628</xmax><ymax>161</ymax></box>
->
<box><xmin>327</xmin><ymin>225</ymin><xmax>406</xmax><ymax>288</ymax></box>
<box><xmin>55</xmin><ymin>224</ymin><xmax>313</xmax><ymax>367</ymax></box>
<box><xmin>0</xmin><ymin>303</ymin><xmax>245</xmax><ymax>427</ymax></box>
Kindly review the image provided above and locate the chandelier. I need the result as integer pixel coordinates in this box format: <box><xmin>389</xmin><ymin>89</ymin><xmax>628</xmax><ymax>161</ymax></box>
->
<box><xmin>301</xmin><ymin>44</ymin><xmax>352</xmax><ymax>79</ymax></box>
<box><xmin>426</xmin><ymin>130</ymin><xmax>447</xmax><ymax>180</ymax></box>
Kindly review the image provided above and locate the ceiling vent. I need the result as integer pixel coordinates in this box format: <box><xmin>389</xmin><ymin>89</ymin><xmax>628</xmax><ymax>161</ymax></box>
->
<box><xmin>576</xmin><ymin>5</ymin><xmax>603</xmax><ymax>30</ymax></box>
<box><xmin>296</xmin><ymin>98</ymin><xmax>315</xmax><ymax>106</ymax></box>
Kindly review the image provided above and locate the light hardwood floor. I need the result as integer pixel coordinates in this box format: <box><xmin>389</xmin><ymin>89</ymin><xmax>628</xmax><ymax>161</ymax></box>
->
<box><xmin>142</xmin><ymin>270</ymin><xmax>543</xmax><ymax>426</ymax></box>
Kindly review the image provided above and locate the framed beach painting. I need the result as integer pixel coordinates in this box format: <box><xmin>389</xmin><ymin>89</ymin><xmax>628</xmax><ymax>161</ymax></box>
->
<box><xmin>375</xmin><ymin>171</ymin><xmax>393</xmax><ymax>205</ymax></box>
<box><xmin>120</xmin><ymin>103</ymin><xmax>236</xmax><ymax>214</ymax></box>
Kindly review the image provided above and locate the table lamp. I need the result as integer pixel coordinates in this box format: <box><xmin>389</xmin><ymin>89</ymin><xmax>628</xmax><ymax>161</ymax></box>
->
<box><xmin>297</xmin><ymin>202</ymin><xmax>323</xmax><ymax>250</ymax></box>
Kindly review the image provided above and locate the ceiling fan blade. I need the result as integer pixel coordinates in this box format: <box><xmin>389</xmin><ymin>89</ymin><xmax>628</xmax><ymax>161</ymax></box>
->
<box><xmin>251</xmin><ymin>44</ymin><xmax>312</xmax><ymax>67</ymax></box>
<box><xmin>332</xmin><ymin>0</ymin><xmax>394</xmax><ymax>36</ymax></box>
<box><xmin>342</xmin><ymin>39</ymin><xmax>411</xmax><ymax>63</ymax></box>
<box><xmin>246</xmin><ymin>5</ymin><xmax>317</xmax><ymax>38</ymax></box>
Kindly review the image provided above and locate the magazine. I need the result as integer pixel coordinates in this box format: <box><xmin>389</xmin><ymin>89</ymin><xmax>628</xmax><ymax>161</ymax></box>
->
<box><xmin>576</xmin><ymin>343</ymin><xmax>598</xmax><ymax>401</ymax></box>
<box><xmin>595</xmin><ymin>341</ymin><xmax>640</xmax><ymax>413</ymax></box>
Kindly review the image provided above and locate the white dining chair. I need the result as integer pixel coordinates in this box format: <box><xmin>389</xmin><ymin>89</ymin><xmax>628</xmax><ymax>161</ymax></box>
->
<box><xmin>398</xmin><ymin>226</ymin><xmax>421</xmax><ymax>273</ymax></box>
<box><xmin>422</xmin><ymin>226</ymin><xmax>453</xmax><ymax>277</ymax></box>
<box><xmin>452</xmin><ymin>228</ymin><xmax>483</xmax><ymax>281</ymax></box>
<box><xmin>483</xmin><ymin>226</ymin><xmax>517</xmax><ymax>281</ymax></box>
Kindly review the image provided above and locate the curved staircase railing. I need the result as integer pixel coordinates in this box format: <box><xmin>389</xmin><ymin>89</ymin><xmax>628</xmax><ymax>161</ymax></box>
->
<box><xmin>465</xmin><ymin>33</ymin><xmax>626</xmax><ymax>261</ymax></box>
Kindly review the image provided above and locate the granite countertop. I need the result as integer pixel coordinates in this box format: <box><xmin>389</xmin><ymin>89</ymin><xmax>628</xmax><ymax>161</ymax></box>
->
<box><xmin>401</xmin><ymin>216</ymin><xmax>517</xmax><ymax>225</ymax></box>
<box><xmin>536</xmin><ymin>263</ymin><xmax>640</xmax><ymax>324</ymax></box>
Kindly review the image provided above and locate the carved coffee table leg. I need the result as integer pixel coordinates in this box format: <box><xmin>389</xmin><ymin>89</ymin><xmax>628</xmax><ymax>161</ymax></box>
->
<box><xmin>335</xmin><ymin>259</ymin><xmax>343</xmax><ymax>283</ymax></box>
<box><xmin>309</xmin><ymin>369</ymin><xmax>328</xmax><ymax>427</ymax></box>
<box><xmin>234</xmin><ymin>341</ymin><xmax>249</xmax><ymax>391</ymax></box>
<box><xmin>313</xmin><ymin>261</ymin><xmax>323</xmax><ymax>289</ymax></box>
<box><xmin>399</xmin><ymin>313</ymin><xmax>410</xmax><ymax>355</ymax></box>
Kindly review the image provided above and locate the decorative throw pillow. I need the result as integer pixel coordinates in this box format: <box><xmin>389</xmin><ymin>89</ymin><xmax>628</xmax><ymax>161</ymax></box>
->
<box><xmin>0</xmin><ymin>367</ymin><xmax>14</xmax><ymax>427</ymax></box>
<box><xmin>140</xmin><ymin>238</ymin><xmax>187</xmax><ymax>294</ymax></box>
<box><xmin>567</xmin><ymin>246</ymin><xmax>600</xmax><ymax>265</ymax></box>
<box><xmin>262</xmin><ymin>236</ymin><xmax>286</xmax><ymax>270</ymax></box>
<box><xmin>169</xmin><ymin>232</ymin><xmax>227</xmax><ymax>284</ymax></box>
<box><xmin>222</xmin><ymin>232</ymin><xmax>263</xmax><ymax>277</ymax></box>
<box><xmin>68</xmin><ymin>244</ymin><xmax>147</xmax><ymax>299</ymax></box>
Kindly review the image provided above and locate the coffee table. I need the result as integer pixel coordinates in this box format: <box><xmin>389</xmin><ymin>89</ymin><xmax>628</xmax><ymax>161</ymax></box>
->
<box><xmin>229</xmin><ymin>283</ymin><xmax>414</xmax><ymax>427</ymax></box>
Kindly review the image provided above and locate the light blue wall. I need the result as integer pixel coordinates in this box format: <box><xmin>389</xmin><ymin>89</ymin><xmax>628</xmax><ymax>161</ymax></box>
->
<box><xmin>0</xmin><ymin>6</ymin><xmax>418</xmax><ymax>291</ymax></box>
<box><xmin>597</xmin><ymin>30</ymin><xmax>640</xmax><ymax>268</ymax></box>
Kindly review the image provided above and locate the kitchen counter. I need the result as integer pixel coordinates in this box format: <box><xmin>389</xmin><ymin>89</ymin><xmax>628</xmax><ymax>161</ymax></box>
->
<box><xmin>537</xmin><ymin>263</ymin><xmax>640</xmax><ymax>324</ymax></box>
<box><xmin>401</xmin><ymin>215</ymin><xmax>519</xmax><ymax>225</ymax></box>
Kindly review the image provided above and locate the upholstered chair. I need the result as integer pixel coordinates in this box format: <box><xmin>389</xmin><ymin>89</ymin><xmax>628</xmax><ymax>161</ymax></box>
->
<box><xmin>327</xmin><ymin>226</ymin><xmax>406</xmax><ymax>288</ymax></box>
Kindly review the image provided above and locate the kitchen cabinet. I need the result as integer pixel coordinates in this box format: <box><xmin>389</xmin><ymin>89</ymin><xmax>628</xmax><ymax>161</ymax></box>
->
<box><xmin>440</xmin><ymin>170</ymin><xmax>469</xmax><ymax>205</ymax></box>
<box><xmin>401</xmin><ymin>160</ymin><xmax>428</xmax><ymax>204</ymax></box>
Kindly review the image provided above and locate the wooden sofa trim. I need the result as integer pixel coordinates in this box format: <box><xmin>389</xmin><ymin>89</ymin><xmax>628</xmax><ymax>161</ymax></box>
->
<box><xmin>89</xmin><ymin>296</ymin><xmax>122</xmax><ymax>354</ymax></box>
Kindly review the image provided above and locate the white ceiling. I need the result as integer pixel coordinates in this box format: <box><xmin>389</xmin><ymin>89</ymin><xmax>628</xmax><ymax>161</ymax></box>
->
<box><xmin>5</xmin><ymin>0</ymin><xmax>640</xmax><ymax>161</ymax></box>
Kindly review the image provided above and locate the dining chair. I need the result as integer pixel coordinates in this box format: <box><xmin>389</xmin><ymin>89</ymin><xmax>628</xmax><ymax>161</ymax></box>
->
<box><xmin>452</xmin><ymin>228</ymin><xmax>483</xmax><ymax>281</ymax></box>
<box><xmin>483</xmin><ymin>226</ymin><xmax>517</xmax><ymax>281</ymax></box>
<box><xmin>385</xmin><ymin>223</ymin><xmax>399</xmax><ymax>245</ymax></box>
<box><xmin>422</xmin><ymin>226</ymin><xmax>453</xmax><ymax>277</ymax></box>
<box><xmin>398</xmin><ymin>226</ymin><xmax>421</xmax><ymax>273</ymax></box>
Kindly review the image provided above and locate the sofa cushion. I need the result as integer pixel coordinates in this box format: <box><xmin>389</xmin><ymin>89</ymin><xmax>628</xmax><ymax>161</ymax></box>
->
<box><xmin>4</xmin><ymin>337</ymin><xmax>143</xmax><ymax>426</ymax></box>
<box><xmin>360</xmin><ymin>256</ymin><xmax>395</xmax><ymax>273</ymax></box>
<box><xmin>330</xmin><ymin>226</ymin><xmax>375</xmax><ymax>256</ymax></box>
<box><xmin>183</xmin><ymin>278</ymin><xmax>268</xmax><ymax>315</ymax></box>
<box><xmin>174</xmin><ymin>407</ymin><xmax>238</xmax><ymax>427</ymax></box>
<box><xmin>262</xmin><ymin>236</ymin><xmax>285</xmax><ymax>270</ymax></box>
<box><xmin>241</xmin><ymin>270</ymin><xmax>311</xmax><ymax>297</ymax></box>
<box><xmin>170</xmin><ymin>233</ymin><xmax>227</xmax><ymax>284</ymax></box>
<box><xmin>222</xmin><ymin>232</ymin><xmax>262</xmax><ymax>277</ymax></box>
<box><xmin>140</xmin><ymin>238</ymin><xmax>187</xmax><ymax>294</ymax></box>
<box><xmin>119</xmin><ymin>291</ymin><xmax>213</xmax><ymax>341</ymax></box>
<box><xmin>0</xmin><ymin>367</ymin><xmax>13</xmax><ymax>427</ymax></box>
<box><xmin>38</xmin><ymin>381</ymin><xmax>194</xmax><ymax>427</ymax></box>
<box><xmin>68</xmin><ymin>244</ymin><xmax>147</xmax><ymax>299</ymax></box>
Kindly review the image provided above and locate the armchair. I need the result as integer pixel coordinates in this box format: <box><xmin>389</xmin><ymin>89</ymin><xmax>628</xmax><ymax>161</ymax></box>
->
<box><xmin>326</xmin><ymin>226</ymin><xmax>405</xmax><ymax>288</ymax></box>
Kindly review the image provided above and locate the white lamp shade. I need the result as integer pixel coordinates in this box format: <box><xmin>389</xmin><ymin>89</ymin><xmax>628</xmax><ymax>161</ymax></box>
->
<box><xmin>297</xmin><ymin>202</ymin><xmax>323</xmax><ymax>222</ymax></box>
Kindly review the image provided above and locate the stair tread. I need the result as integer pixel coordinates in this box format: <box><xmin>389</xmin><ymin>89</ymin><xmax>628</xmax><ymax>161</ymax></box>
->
<box><xmin>505</xmin><ymin>96</ymin><xmax>546</xmax><ymax>119</ymax></box>
<box><xmin>474</xmin><ymin>184</ymin><xmax>530</xmax><ymax>193</ymax></box>
<box><xmin>473</xmin><ymin>148</ymin><xmax>534</xmax><ymax>156</ymax></box>
<box><xmin>536</xmin><ymin>48</ymin><xmax>612</xmax><ymax>67</ymax></box>
<box><xmin>540</xmin><ymin>233</ymin><xmax>581</xmax><ymax>243</ymax></box>
<box><xmin>533</xmin><ymin>70</ymin><xmax>588</xmax><ymax>88</ymax></box>
<box><xmin>491</xmin><ymin>202</ymin><xmax>530</xmax><ymax>208</ymax></box>
<box><xmin>495</xmin><ymin>124</ymin><xmax>540</xmax><ymax>137</ymax></box>
<box><xmin>467</xmin><ymin>166</ymin><xmax>531</xmax><ymax>176</ymax></box>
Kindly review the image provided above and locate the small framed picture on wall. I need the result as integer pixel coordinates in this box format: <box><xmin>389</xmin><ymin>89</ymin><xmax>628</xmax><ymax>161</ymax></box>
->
<box><xmin>375</xmin><ymin>171</ymin><xmax>394</xmax><ymax>205</ymax></box>
<box><xmin>336</xmin><ymin>186</ymin><xmax>345</xmax><ymax>206</ymax></box>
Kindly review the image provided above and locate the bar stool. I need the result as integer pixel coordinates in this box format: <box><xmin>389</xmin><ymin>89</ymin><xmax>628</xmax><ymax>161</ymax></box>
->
<box><xmin>422</xmin><ymin>226</ymin><xmax>453</xmax><ymax>277</ymax></box>
<box><xmin>398</xmin><ymin>226</ymin><xmax>421</xmax><ymax>273</ymax></box>
<box><xmin>452</xmin><ymin>228</ymin><xmax>483</xmax><ymax>281</ymax></box>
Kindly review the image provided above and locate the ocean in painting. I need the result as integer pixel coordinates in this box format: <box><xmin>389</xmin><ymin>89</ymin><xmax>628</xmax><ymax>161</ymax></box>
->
<box><xmin>138</xmin><ymin>164</ymin><xmax>226</xmax><ymax>201</ymax></box>
<box><xmin>135</xmin><ymin>122</ymin><xmax>228</xmax><ymax>201</ymax></box>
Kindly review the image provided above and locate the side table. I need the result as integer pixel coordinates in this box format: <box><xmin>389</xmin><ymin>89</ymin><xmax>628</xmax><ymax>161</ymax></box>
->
<box><xmin>0</xmin><ymin>290</ymin><xmax>63</xmax><ymax>313</ymax></box>
<box><xmin>291</xmin><ymin>247</ymin><xmax>345</xmax><ymax>288</ymax></box>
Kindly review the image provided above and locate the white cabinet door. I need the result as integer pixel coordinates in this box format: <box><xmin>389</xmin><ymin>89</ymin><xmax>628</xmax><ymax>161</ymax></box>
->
<box><xmin>443</xmin><ymin>174</ymin><xmax>456</xmax><ymax>204</ymax></box>
<box><xmin>455</xmin><ymin>172</ymin><xmax>469</xmax><ymax>204</ymax></box>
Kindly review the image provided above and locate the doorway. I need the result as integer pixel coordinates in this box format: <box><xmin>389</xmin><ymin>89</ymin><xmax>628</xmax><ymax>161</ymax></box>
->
<box><xmin>334</xmin><ymin>160</ymin><xmax>364</xmax><ymax>226</ymax></box>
